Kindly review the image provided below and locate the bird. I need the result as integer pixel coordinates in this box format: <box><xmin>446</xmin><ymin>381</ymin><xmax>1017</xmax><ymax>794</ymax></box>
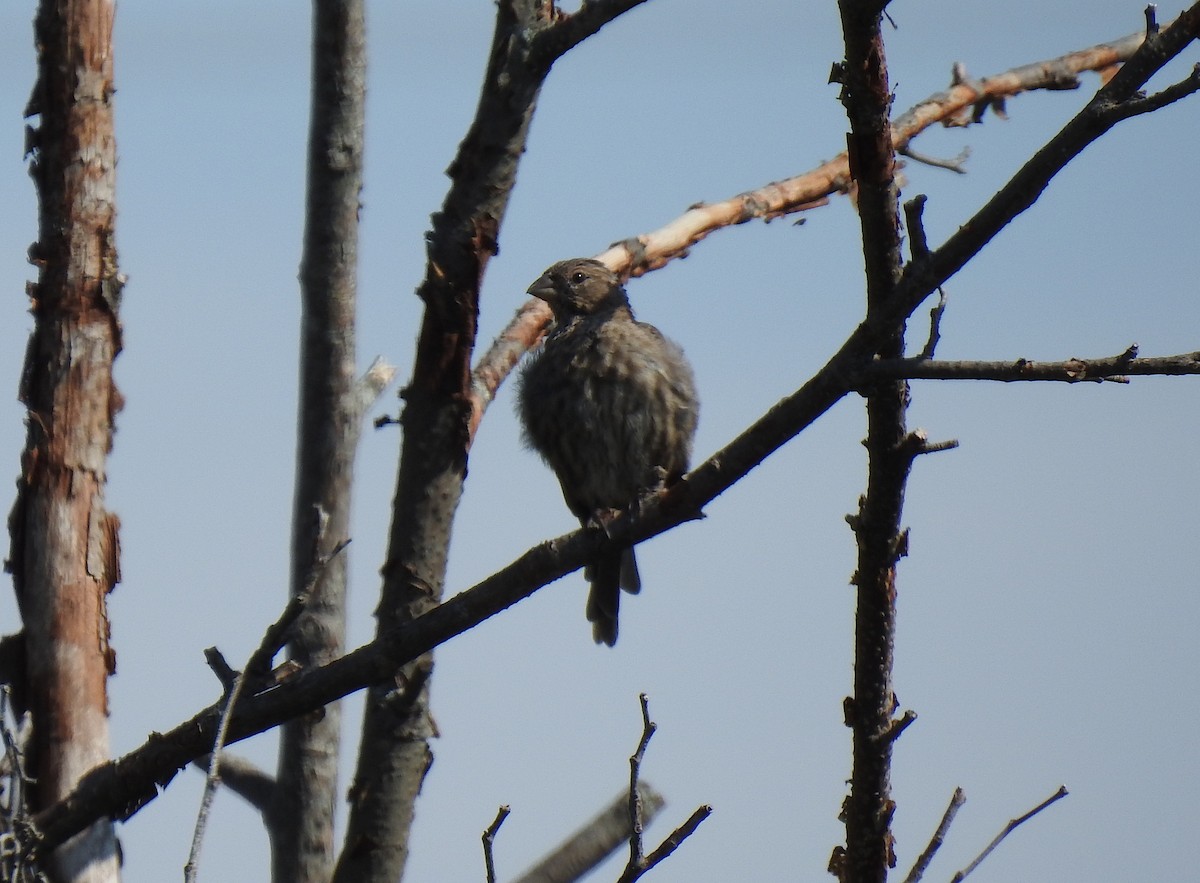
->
<box><xmin>516</xmin><ymin>258</ymin><xmax>698</xmax><ymax>645</ymax></box>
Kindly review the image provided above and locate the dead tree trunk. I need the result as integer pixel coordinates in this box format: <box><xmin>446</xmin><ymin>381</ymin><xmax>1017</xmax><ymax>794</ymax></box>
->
<box><xmin>8</xmin><ymin>1</ymin><xmax>123</xmax><ymax>881</ymax></box>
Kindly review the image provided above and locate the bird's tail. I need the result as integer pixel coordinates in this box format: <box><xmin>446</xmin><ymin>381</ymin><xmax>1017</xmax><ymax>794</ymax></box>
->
<box><xmin>587</xmin><ymin>548</ymin><xmax>640</xmax><ymax>646</ymax></box>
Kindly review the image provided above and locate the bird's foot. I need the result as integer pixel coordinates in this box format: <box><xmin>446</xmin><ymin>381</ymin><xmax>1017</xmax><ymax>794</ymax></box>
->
<box><xmin>586</xmin><ymin>508</ymin><xmax>623</xmax><ymax>538</ymax></box>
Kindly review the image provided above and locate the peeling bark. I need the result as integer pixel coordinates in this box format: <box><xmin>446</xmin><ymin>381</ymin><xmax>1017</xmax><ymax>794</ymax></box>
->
<box><xmin>7</xmin><ymin>1</ymin><xmax>123</xmax><ymax>881</ymax></box>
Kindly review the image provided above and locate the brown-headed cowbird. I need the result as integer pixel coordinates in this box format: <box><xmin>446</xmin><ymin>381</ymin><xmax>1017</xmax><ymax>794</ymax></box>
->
<box><xmin>517</xmin><ymin>258</ymin><xmax>698</xmax><ymax>645</ymax></box>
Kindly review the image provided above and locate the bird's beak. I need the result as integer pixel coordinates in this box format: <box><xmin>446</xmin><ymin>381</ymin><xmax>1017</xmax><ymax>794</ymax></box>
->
<box><xmin>526</xmin><ymin>273</ymin><xmax>557</xmax><ymax>304</ymax></box>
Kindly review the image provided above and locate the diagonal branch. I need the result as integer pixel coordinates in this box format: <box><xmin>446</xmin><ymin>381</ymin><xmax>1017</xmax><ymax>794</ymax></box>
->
<box><xmin>1103</xmin><ymin>61</ymin><xmax>1200</xmax><ymax>120</ymax></box>
<box><xmin>902</xmin><ymin>787</ymin><xmax>966</xmax><ymax>883</ymax></box>
<box><xmin>22</xmin><ymin>319</ymin><xmax>1200</xmax><ymax>861</ymax></box>
<box><xmin>895</xmin><ymin>5</ymin><xmax>1200</xmax><ymax>319</ymax></box>
<box><xmin>467</xmin><ymin>18</ymin><xmax>1185</xmax><ymax>436</ymax></box>
<box><xmin>26</xmin><ymin>309</ymin><xmax>883</xmax><ymax>860</ymax></box>
<box><xmin>951</xmin><ymin>786</ymin><xmax>1068</xmax><ymax>882</ymax></box>
<box><xmin>528</xmin><ymin>0</ymin><xmax>652</xmax><ymax>69</ymax></box>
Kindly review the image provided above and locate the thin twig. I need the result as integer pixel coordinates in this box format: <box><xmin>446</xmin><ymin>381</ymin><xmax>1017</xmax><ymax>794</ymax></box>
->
<box><xmin>482</xmin><ymin>805</ymin><xmax>510</xmax><ymax>883</ymax></box>
<box><xmin>876</xmin><ymin>709</ymin><xmax>918</xmax><ymax>744</ymax></box>
<box><xmin>190</xmin><ymin>752</ymin><xmax>275</xmax><ymax>817</ymax></box>
<box><xmin>615</xmin><ymin>695</ymin><xmax>711</xmax><ymax>883</ymax></box>
<box><xmin>862</xmin><ymin>349</ymin><xmax>1200</xmax><ymax>385</ymax></box>
<box><xmin>626</xmin><ymin>693</ymin><xmax>656</xmax><ymax>869</ymax></box>
<box><xmin>902</xmin><ymin>787</ymin><xmax>965</xmax><ymax>883</ymax></box>
<box><xmin>951</xmin><ymin>785</ymin><xmax>1068</xmax><ymax>882</ymax></box>
<box><xmin>185</xmin><ymin>542</ymin><xmax>350</xmax><ymax>881</ymax></box>
<box><xmin>249</xmin><ymin>540</ymin><xmax>349</xmax><ymax>684</ymax></box>
<box><xmin>903</xmin><ymin>195</ymin><xmax>931</xmax><ymax>261</ymax></box>
<box><xmin>900</xmin><ymin>144</ymin><xmax>971</xmax><ymax>173</ymax></box>
<box><xmin>1105</xmin><ymin>62</ymin><xmax>1200</xmax><ymax>121</ymax></box>
<box><xmin>202</xmin><ymin>648</ymin><xmax>237</xmax><ymax>693</ymax></box>
<box><xmin>917</xmin><ymin>288</ymin><xmax>947</xmax><ymax>360</ymax></box>
<box><xmin>639</xmin><ymin>805</ymin><xmax>714</xmax><ymax>872</ymax></box>
<box><xmin>183</xmin><ymin>668</ymin><xmax>248</xmax><ymax>883</ymax></box>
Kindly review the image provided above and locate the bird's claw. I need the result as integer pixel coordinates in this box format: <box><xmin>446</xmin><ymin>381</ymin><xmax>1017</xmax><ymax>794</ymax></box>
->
<box><xmin>586</xmin><ymin>508</ymin><xmax>623</xmax><ymax>539</ymax></box>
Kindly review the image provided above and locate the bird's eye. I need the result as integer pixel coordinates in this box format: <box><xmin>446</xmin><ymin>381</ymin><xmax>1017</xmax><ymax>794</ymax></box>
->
<box><xmin>570</xmin><ymin>271</ymin><xmax>586</xmax><ymax>284</ymax></box>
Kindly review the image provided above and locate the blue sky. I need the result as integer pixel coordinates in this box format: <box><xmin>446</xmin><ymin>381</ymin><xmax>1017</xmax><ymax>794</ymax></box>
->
<box><xmin>2</xmin><ymin>2</ymin><xmax>1198</xmax><ymax>881</ymax></box>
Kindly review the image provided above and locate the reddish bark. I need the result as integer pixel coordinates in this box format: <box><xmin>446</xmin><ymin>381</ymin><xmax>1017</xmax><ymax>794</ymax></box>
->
<box><xmin>8</xmin><ymin>1</ymin><xmax>123</xmax><ymax>880</ymax></box>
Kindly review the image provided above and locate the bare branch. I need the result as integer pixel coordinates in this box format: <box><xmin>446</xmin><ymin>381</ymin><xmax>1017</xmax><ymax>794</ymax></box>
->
<box><xmin>354</xmin><ymin>356</ymin><xmax>398</xmax><ymax>422</ymax></box>
<box><xmin>1103</xmin><ymin>62</ymin><xmax>1200</xmax><ymax>121</ymax></box>
<box><xmin>191</xmin><ymin>753</ymin><xmax>275</xmax><ymax>818</ymax></box>
<box><xmin>469</xmin><ymin>18</ymin><xmax>1175</xmax><ymax>434</ymax></box>
<box><xmin>902</xmin><ymin>788</ymin><xmax>966</xmax><ymax>883</ymax></box>
<box><xmin>876</xmin><ymin>710</ymin><xmax>918</xmax><ymax>744</ymax></box>
<box><xmin>899</xmin><ymin>144</ymin><xmax>971</xmax><ymax>174</ymax></box>
<box><xmin>917</xmin><ymin>289</ymin><xmax>947</xmax><ymax>361</ymax></box>
<box><xmin>202</xmin><ymin>647</ymin><xmax>238</xmax><ymax>694</ymax></box>
<box><xmin>624</xmin><ymin>694</ymin><xmax>657</xmax><ymax>870</ymax></box>
<box><xmin>246</xmin><ymin>589</ymin><xmax>313</xmax><ymax>685</ymax></box>
<box><xmin>283</xmin><ymin>0</ymin><xmax>369</xmax><ymax>872</ymax></box>
<box><xmin>184</xmin><ymin>665</ymin><xmax>250</xmax><ymax>883</ymax></box>
<box><xmin>26</xmin><ymin>284</ymin><xmax>1187</xmax><ymax>860</ymax></box>
<box><xmin>615</xmin><ymin>695</ymin><xmax>710</xmax><ymax>883</ymax></box>
<box><xmin>903</xmin><ymin>195</ymin><xmax>931</xmax><ymax>261</ymax></box>
<box><xmin>863</xmin><ymin>349</ymin><xmax>1200</xmax><ymax>384</ymax></box>
<box><xmin>482</xmin><ymin>805</ymin><xmax>510</xmax><ymax>883</ymax></box>
<box><xmin>896</xmin><ymin>5</ymin><xmax>1200</xmax><ymax>314</ymax></box>
<box><xmin>528</xmin><ymin>0</ymin><xmax>652</xmax><ymax>70</ymax></box>
<box><xmin>951</xmin><ymin>786</ymin><xmax>1068</xmax><ymax>882</ymax></box>
<box><xmin>14</xmin><ymin>0</ymin><xmax>123</xmax><ymax>876</ymax></box>
<box><xmin>511</xmin><ymin>785</ymin><xmax>665</xmax><ymax>883</ymax></box>
<box><xmin>903</xmin><ymin>195</ymin><xmax>948</xmax><ymax>361</ymax></box>
<box><xmin>637</xmin><ymin>806</ymin><xmax>713</xmax><ymax>874</ymax></box>
<box><xmin>0</xmin><ymin>689</ymin><xmax>42</xmax><ymax>882</ymax></box>
<box><xmin>185</xmin><ymin>568</ymin><xmax>332</xmax><ymax>883</ymax></box>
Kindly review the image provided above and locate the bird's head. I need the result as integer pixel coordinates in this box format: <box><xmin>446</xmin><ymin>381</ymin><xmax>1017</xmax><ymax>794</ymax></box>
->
<box><xmin>527</xmin><ymin>259</ymin><xmax>629</xmax><ymax>318</ymax></box>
